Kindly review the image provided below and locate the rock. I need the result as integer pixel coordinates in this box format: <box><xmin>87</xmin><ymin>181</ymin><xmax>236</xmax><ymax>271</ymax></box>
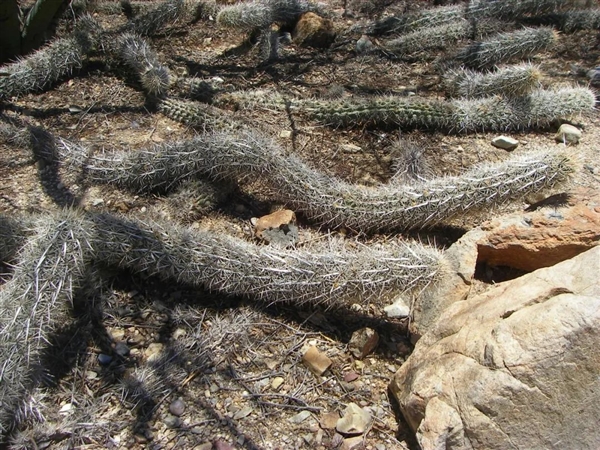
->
<box><xmin>336</xmin><ymin>403</ymin><xmax>372</xmax><ymax>435</ymax></box>
<box><xmin>271</xmin><ymin>377</ymin><xmax>284</xmax><ymax>390</ymax></box>
<box><xmin>302</xmin><ymin>345</ymin><xmax>332</xmax><ymax>376</ymax></box>
<box><xmin>97</xmin><ymin>353</ymin><xmax>112</xmax><ymax>365</ymax></box>
<box><xmin>114</xmin><ymin>341</ymin><xmax>130</xmax><ymax>357</ymax></box>
<box><xmin>289</xmin><ymin>410</ymin><xmax>312</xmax><ymax>424</ymax></box>
<box><xmin>169</xmin><ymin>398</ymin><xmax>185</xmax><ymax>416</ymax></box>
<box><xmin>163</xmin><ymin>414</ymin><xmax>181</xmax><ymax>428</ymax></box>
<box><xmin>383</xmin><ymin>296</ymin><xmax>410</xmax><ymax>318</ymax></box>
<box><xmin>490</xmin><ymin>135</ymin><xmax>519</xmax><ymax>151</ymax></box>
<box><xmin>477</xmin><ymin>189</ymin><xmax>600</xmax><ymax>272</ymax></box>
<box><xmin>195</xmin><ymin>443</ymin><xmax>213</xmax><ymax>450</ymax></box>
<box><xmin>355</xmin><ymin>35</ymin><xmax>375</xmax><ymax>54</ymax></box>
<box><xmin>340</xmin><ymin>435</ymin><xmax>365</xmax><ymax>450</ymax></box>
<box><xmin>232</xmin><ymin>405</ymin><xmax>253</xmax><ymax>420</ymax></box>
<box><xmin>586</xmin><ymin>66</ymin><xmax>600</xmax><ymax>84</ymax></box>
<box><xmin>555</xmin><ymin>123</ymin><xmax>582</xmax><ymax>145</ymax></box>
<box><xmin>410</xmin><ymin>189</ymin><xmax>600</xmax><ymax>337</ymax></box>
<box><xmin>343</xmin><ymin>371</ymin><xmax>359</xmax><ymax>382</ymax></box>
<box><xmin>348</xmin><ymin>328</ymin><xmax>379</xmax><ymax>359</ymax></box>
<box><xmin>252</xmin><ymin>209</ymin><xmax>298</xmax><ymax>247</ymax></box>
<box><xmin>292</xmin><ymin>12</ymin><xmax>336</xmax><ymax>49</ymax></box>
<box><xmin>144</xmin><ymin>343</ymin><xmax>164</xmax><ymax>362</ymax></box>
<box><xmin>320</xmin><ymin>411</ymin><xmax>340</xmax><ymax>429</ymax></box>
<box><xmin>390</xmin><ymin>246</ymin><xmax>600</xmax><ymax>450</ymax></box>
<box><xmin>214</xmin><ymin>440</ymin><xmax>235</xmax><ymax>450</ymax></box>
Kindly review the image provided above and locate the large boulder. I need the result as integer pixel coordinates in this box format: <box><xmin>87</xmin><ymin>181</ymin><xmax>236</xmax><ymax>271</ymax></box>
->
<box><xmin>410</xmin><ymin>189</ymin><xmax>600</xmax><ymax>337</ymax></box>
<box><xmin>390</xmin><ymin>246</ymin><xmax>600</xmax><ymax>450</ymax></box>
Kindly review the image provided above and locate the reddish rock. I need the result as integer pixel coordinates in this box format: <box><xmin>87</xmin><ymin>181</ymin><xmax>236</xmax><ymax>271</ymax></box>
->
<box><xmin>476</xmin><ymin>190</ymin><xmax>600</xmax><ymax>272</ymax></box>
<box><xmin>292</xmin><ymin>13</ymin><xmax>336</xmax><ymax>49</ymax></box>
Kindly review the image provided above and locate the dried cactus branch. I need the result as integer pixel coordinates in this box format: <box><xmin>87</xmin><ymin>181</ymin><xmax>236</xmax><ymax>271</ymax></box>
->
<box><xmin>0</xmin><ymin>17</ymin><xmax>100</xmax><ymax>100</ymax></box>
<box><xmin>75</xmin><ymin>130</ymin><xmax>574</xmax><ymax>231</ymax></box>
<box><xmin>0</xmin><ymin>211</ymin><xmax>94</xmax><ymax>433</ymax></box>
<box><xmin>297</xmin><ymin>87</ymin><xmax>595</xmax><ymax>131</ymax></box>
<box><xmin>444</xmin><ymin>63</ymin><xmax>543</xmax><ymax>98</ymax></box>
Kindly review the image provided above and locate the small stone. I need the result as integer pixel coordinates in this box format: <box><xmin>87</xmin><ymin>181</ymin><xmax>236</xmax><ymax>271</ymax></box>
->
<box><xmin>289</xmin><ymin>410</ymin><xmax>312</xmax><ymax>424</ymax></box>
<box><xmin>348</xmin><ymin>328</ymin><xmax>379</xmax><ymax>359</ymax></box>
<box><xmin>271</xmin><ymin>377</ymin><xmax>285</xmax><ymax>390</ymax></box>
<box><xmin>491</xmin><ymin>136</ymin><xmax>519</xmax><ymax>151</ymax></box>
<box><xmin>341</xmin><ymin>436</ymin><xmax>365</xmax><ymax>450</ymax></box>
<box><xmin>356</xmin><ymin>35</ymin><xmax>375</xmax><ymax>54</ymax></box>
<box><xmin>280</xmin><ymin>130</ymin><xmax>292</xmax><ymax>138</ymax></box>
<box><xmin>384</xmin><ymin>297</ymin><xmax>410</xmax><ymax>318</ymax></box>
<box><xmin>302</xmin><ymin>345</ymin><xmax>333</xmax><ymax>376</ymax></box>
<box><xmin>144</xmin><ymin>343</ymin><xmax>164</xmax><ymax>362</ymax></box>
<box><xmin>91</xmin><ymin>198</ymin><xmax>104</xmax><ymax>206</ymax></box>
<box><xmin>169</xmin><ymin>399</ymin><xmax>186</xmax><ymax>416</ymax></box>
<box><xmin>344</xmin><ymin>371</ymin><xmax>359</xmax><ymax>382</ymax></box>
<box><xmin>336</xmin><ymin>403</ymin><xmax>372</xmax><ymax>435</ymax></box>
<box><xmin>195</xmin><ymin>443</ymin><xmax>213</xmax><ymax>450</ymax></box>
<box><xmin>320</xmin><ymin>412</ymin><xmax>339</xmax><ymax>429</ymax></box>
<box><xmin>114</xmin><ymin>342</ymin><xmax>130</xmax><ymax>357</ymax></box>
<box><xmin>555</xmin><ymin>124</ymin><xmax>582</xmax><ymax>145</ymax></box>
<box><xmin>338</xmin><ymin>145</ymin><xmax>361</xmax><ymax>156</ymax></box>
<box><xmin>85</xmin><ymin>370</ymin><xmax>98</xmax><ymax>380</ymax></box>
<box><xmin>252</xmin><ymin>209</ymin><xmax>298</xmax><ymax>247</ymax></box>
<box><xmin>214</xmin><ymin>440</ymin><xmax>235</xmax><ymax>450</ymax></box>
<box><xmin>163</xmin><ymin>414</ymin><xmax>181</xmax><ymax>428</ymax></box>
<box><xmin>233</xmin><ymin>405</ymin><xmax>253</xmax><ymax>420</ymax></box>
<box><xmin>59</xmin><ymin>403</ymin><xmax>73</xmax><ymax>414</ymax></box>
<box><xmin>97</xmin><ymin>353</ymin><xmax>112</xmax><ymax>365</ymax></box>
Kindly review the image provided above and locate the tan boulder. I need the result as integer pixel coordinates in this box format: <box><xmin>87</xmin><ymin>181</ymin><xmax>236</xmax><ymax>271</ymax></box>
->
<box><xmin>292</xmin><ymin>12</ymin><xmax>336</xmax><ymax>48</ymax></box>
<box><xmin>390</xmin><ymin>246</ymin><xmax>600</xmax><ymax>450</ymax></box>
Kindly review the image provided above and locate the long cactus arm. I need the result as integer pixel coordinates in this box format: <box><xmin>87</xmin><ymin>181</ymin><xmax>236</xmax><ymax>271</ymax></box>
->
<box><xmin>70</xmin><ymin>130</ymin><xmax>574</xmax><ymax>232</ymax></box>
<box><xmin>0</xmin><ymin>211</ymin><xmax>94</xmax><ymax>433</ymax></box>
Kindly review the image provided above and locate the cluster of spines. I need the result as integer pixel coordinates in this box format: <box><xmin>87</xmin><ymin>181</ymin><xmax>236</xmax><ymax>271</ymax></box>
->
<box><xmin>368</xmin><ymin>0</ymin><xmax>586</xmax><ymax>36</ymax></box>
<box><xmin>0</xmin><ymin>211</ymin><xmax>94</xmax><ymax>433</ymax></box>
<box><xmin>382</xmin><ymin>20</ymin><xmax>486</xmax><ymax>57</ymax></box>
<box><xmin>124</xmin><ymin>0</ymin><xmax>189</xmax><ymax>36</ymax></box>
<box><xmin>0</xmin><ymin>16</ymin><xmax>101</xmax><ymax>100</ymax></box>
<box><xmin>112</xmin><ymin>33</ymin><xmax>171</xmax><ymax>97</ymax></box>
<box><xmin>216</xmin><ymin>0</ymin><xmax>313</xmax><ymax>30</ymax></box>
<box><xmin>157</xmin><ymin>97</ymin><xmax>242</xmax><ymax>131</ymax></box>
<box><xmin>456</xmin><ymin>26</ymin><xmax>558</xmax><ymax>69</ymax></box>
<box><xmin>444</xmin><ymin>63</ymin><xmax>543</xmax><ymax>98</ymax></box>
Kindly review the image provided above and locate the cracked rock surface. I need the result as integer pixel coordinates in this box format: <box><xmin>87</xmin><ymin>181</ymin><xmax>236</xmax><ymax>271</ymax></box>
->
<box><xmin>390</xmin><ymin>246</ymin><xmax>600</xmax><ymax>450</ymax></box>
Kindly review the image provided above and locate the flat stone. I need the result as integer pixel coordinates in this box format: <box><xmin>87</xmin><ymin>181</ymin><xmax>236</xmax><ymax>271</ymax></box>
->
<box><xmin>320</xmin><ymin>411</ymin><xmax>340</xmax><ymax>429</ymax></box>
<box><xmin>271</xmin><ymin>377</ymin><xmax>284</xmax><ymax>390</ymax></box>
<box><xmin>491</xmin><ymin>135</ymin><xmax>519</xmax><ymax>151</ymax></box>
<box><xmin>384</xmin><ymin>296</ymin><xmax>410</xmax><ymax>318</ymax></box>
<box><xmin>289</xmin><ymin>410</ymin><xmax>312</xmax><ymax>424</ymax></box>
<box><xmin>340</xmin><ymin>436</ymin><xmax>365</xmax><ymax>450</ymax></box>
<box><xmin>302</xmin><ymin>345</ymin><xmax>332</xmax><ymax>376</ymax></box>
<box><xmin>555</xmin><ymin>123</ymin><xmax>582</xmax><ymax>145</ymax></box>
<box><xmin>252</xmin><ymin>209</ymin><xmax>298</xmax><ymax>247</ymax></box>
<box><xmin>348</xmin><ymin>328</ymin><xmax>379</xmax><ymax>359</ymax></box>
<box><xmin>232</xmin><ymin>405</ymin><xmax>253</xmax><ymax>420</ymax></box>
<box><xmin>336</xmin><ymin>403</ymin><xmax>372</xmax><ymax>435</ymax></box>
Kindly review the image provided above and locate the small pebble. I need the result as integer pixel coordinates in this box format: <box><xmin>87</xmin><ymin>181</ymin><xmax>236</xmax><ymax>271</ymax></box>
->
<box><xmin>114</xmin><ymin>342</ymin><xmax>130</xmax><ymax>357</ymax></box>
<box><xmin>169</xmin><ymin>399</ymin><xmax>186</xmax><ymax>416</ymax></box>
<box><xmin>97</xmin><ymin>353</ymin><xmax>112</xmax><ymax>365</ymax></box>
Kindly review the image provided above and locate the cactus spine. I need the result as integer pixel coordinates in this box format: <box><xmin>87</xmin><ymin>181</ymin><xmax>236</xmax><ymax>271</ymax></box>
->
<box><xmin>457</xmin><ymin>27</ymin><xmax>558</xmax><ymax>69</ymax></box>
<box><xmin>445</xmin><ymin>63</ymin><xmax>542</xmax><ymax>98</ymax></box>
<box><xmin>157</xmin><ymin>97</ymin><xmax>238</xmax><ymax>130</ymax></box>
